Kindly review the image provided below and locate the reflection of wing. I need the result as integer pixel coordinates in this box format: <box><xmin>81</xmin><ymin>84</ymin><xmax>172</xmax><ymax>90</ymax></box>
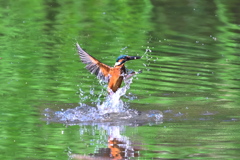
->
<box><xmin>76</xmin><ymin>43</ymin><xmax>111</xmax><ymax>82</ymax></box>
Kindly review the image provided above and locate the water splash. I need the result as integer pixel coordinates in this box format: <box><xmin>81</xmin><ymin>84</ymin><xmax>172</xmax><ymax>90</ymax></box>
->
<box><xmin>97</xmin><ymin>77</ymin><xmax>133</xmax><ymax>114</ymax></box>
<box><xmin>43</xmin><ymin>77</ymin><xmax>163</xmax><ymax>125</ymax></box>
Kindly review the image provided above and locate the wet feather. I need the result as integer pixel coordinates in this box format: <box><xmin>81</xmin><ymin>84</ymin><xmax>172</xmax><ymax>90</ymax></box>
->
<box><xmin>76</xmin><ymin>43</ymin><xmax>111</xmax><ymax>82</ymax></box>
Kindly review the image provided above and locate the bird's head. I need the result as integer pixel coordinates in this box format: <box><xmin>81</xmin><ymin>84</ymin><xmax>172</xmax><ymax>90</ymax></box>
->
<box><xmin>114</xmin><ymin>55</ymin><xmax>141</xmax><ymax>66</ymax></box>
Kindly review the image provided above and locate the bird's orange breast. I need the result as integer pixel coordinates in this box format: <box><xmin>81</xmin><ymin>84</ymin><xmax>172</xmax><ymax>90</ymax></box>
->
<box><xmin>108</xmin><ymin>65</ymin><xmax>126</xmax><ymax>93</ymax></box>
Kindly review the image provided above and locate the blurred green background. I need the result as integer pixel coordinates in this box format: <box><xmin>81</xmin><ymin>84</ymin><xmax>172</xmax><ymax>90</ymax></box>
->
<box><xmin>0</xmin><ymin>0</ymin><xmax>240</xmax><ymax>159</ymax></box>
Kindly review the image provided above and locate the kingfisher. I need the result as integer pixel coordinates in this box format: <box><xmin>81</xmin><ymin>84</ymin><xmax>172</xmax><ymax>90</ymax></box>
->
<box><xmin>76</xmin><ymin>43</ymin><xmax>141</xmax><ymax>94</ymax></box>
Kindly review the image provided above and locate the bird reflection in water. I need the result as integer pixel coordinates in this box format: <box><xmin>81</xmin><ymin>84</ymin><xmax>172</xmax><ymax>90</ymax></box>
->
<box><xmin>70</xmin><ymin>125</ymin><xmax>142</xmax><ymax>160</ymax></box>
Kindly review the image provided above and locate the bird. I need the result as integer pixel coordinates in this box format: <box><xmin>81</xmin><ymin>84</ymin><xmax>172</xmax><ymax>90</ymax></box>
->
<box><xmin>76</xmin><ymin>43</ymin><xmax>141</xmax><ymax>94</ymax></box>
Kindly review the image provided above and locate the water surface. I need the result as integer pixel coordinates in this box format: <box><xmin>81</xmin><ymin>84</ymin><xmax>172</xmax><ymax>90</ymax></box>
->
<box><xmin>1</xmin><ymin>0</ymin><xmax>240</xmax><ymax>159</ymax></box>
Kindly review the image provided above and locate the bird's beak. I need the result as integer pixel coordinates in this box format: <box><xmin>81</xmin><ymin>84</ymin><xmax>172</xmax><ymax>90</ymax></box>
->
<box><xmin>126</xmin><ymin>56</ymin><xmax>141</xmax><ymax>61</ymax></box>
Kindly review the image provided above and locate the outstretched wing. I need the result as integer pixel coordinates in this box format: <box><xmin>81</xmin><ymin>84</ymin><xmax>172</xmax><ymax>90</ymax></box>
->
<box><xmin>76</xmin><ymin>43</ymin><xmax>111</xmax><ymax>82</ymax></box>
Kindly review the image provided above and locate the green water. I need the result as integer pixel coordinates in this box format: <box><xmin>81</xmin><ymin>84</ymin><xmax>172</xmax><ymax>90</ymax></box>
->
<box><xmin>1</xmin><ymin>0</ymin><xmax>240</xmax><ymax>159</ymax></box>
